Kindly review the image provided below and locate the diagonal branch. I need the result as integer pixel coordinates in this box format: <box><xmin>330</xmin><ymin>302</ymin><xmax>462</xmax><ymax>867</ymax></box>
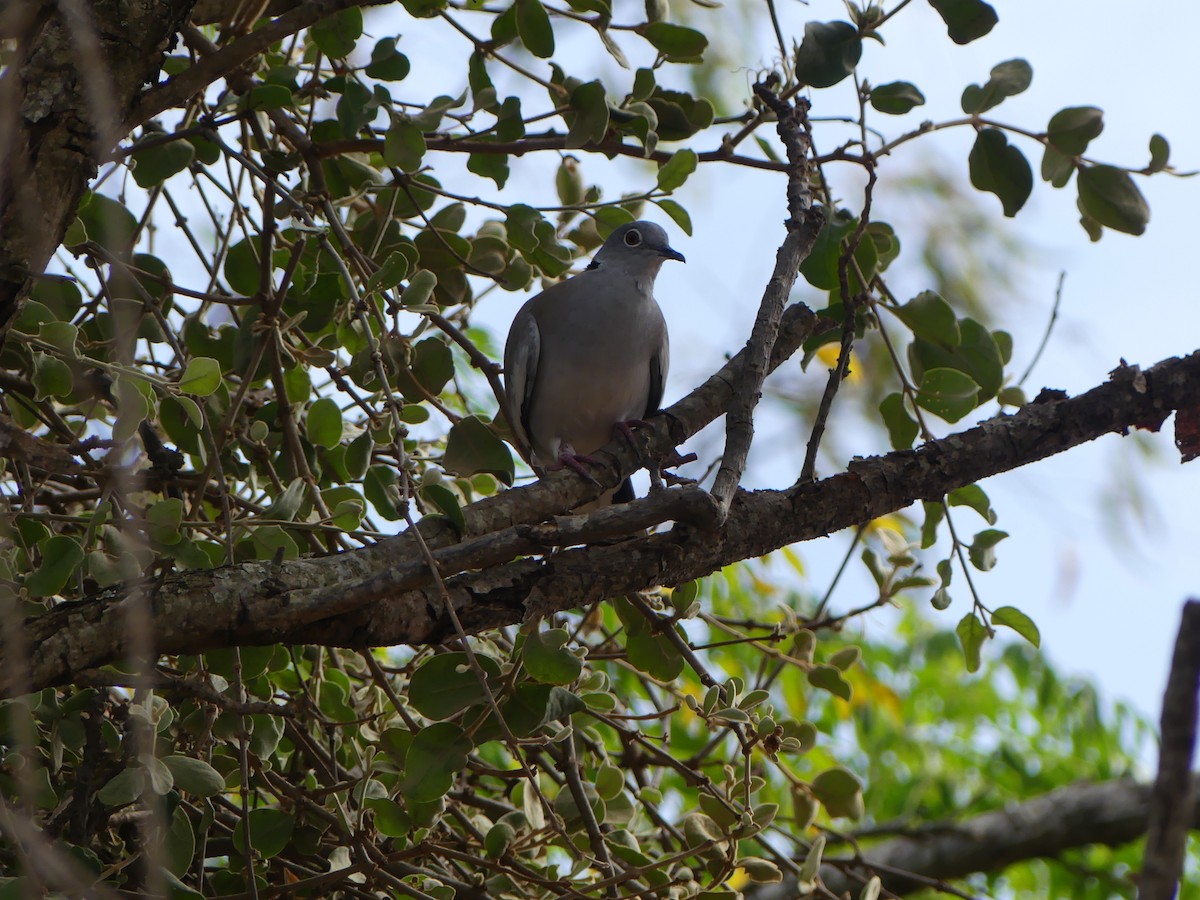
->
<box><xmin>709</xmin><ymin>78</ymin><xmax>822</xmax><ymax>516</ymax></box>
<box><xmin>4</xmin><ymin>349</ymin><xmax>1198</xmax><ymax>698</ymax></box>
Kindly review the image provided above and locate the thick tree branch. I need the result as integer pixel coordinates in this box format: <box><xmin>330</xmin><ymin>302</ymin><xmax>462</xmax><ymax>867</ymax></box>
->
<box><xmin>4</xmin><ymin>349</ymin><xmax>1198</xmax><ymax>698</ymax></box>
<box><xmin>1139</xmin><ymin>599</ymin><xmax>1200</xmax><ymax>900</ymax></box>
<box><xmin>748</xmin><ymin>777</ymin><xmax>1200</xmax><ymax>898</ymax></box>
<box><xmin>0</xmin><ymin>0</ymin><xmax>195</xmax><ymax>343</ymax></box>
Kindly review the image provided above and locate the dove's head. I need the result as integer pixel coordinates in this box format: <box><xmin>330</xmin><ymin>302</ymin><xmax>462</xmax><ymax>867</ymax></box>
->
<box><xmin>591</xmin><ymin>221</ymin><xmax>685</xmax><ymax>274</ymax></box>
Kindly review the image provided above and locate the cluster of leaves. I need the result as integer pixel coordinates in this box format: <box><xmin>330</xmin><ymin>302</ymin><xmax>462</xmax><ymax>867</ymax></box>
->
<box><xmin>0</xmin><ymin>0</ymin><xmax>1186</xmax><ymax>895</ymax></box>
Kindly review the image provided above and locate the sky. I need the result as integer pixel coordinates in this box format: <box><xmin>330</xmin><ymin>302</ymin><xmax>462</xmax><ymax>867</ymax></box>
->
<box><xmin>401</xmin><ymin>0</ymin><xmax>1200</xmax><ymax>733</ymax></box>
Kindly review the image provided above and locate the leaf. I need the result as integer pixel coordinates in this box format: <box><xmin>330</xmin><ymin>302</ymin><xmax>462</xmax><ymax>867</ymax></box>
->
<box><xmin>657</xmin><ymin>149</ymin><xmax>697</xmax><ymax>191</ymax></box>
<box><xmin>384</xmin><ymin>120</ymin><xmax>427</xmax><ymax>172</ymax></box>
<box><xmin>927</xmin><ymin>0</ymin><xmax>997</xmax><ymax>45</ymax></box>
<box><xmin>177</xmin><ymin>357</ymin><xmax>221</xmax><ymax>396</ymax></box>
<box><xmin>909</xmin><ymin>317</ymin><xmax>1004</xmax><ymax>402</ymax></box>
<box><xmin>1148</xmin><ymin>133</ymin><xmax>1170</xmax><ymax>174</ymax></box>
<box><xmin>914</xmin><ymin>368</ymin><xmax>980</xmax><ymax>423</ymax></box>
<box><xmin>232</xmin><ymin>808</ymin><xmax>293</xmax><ymax>859</ymax></box>
<box><xmin>26</xmin><ymin>535</ymin><xmax>85</xmax><ymax>597</ymax></box>
<box><xmin>403</xmin><ymin>722</ymin><xmax>473</xmax><ymax>803</ymax></box>
<box><xmin>523</xmin><ymin>628</ymin><xmax>583</xmax><ymax>685</ymax></box>
<box><xmin>968</xmin><ymin>528</ymin><xmax>1008</xmax><ymax>571</ymax></box>
<box><xmin>310</xmin><ymin>7</ymin><xmax>362</xmax><ymax>58</ymax></box>
<box><xmin>640</xmin><ymin>22</ymin><xmax>708</xmax><ymax>61</ymax></box>
<box><xmin>366</xmin><ymin>251</ymin><xmax>411</xmax><ymax>293</ymax></box>
<box><xmin>565</xmin><ymin>80</ymin><xmax>609</xmax><ymax>149</ymax></box>
<box><xmin>163</xmin><ymin>756</ymin><xmax>225</xmax><ymax>797</ymax></box>
<box><xmin>409</xmin><ymin>652</ymin><xmax>501</xmax><ymax>720</ymax></box>
<box><xmin>443</xmin><ymin>415</ymin><xmax>515</xmax><ymax>486</ymax></box>
<box><xmin>131</xmin><ymin>138</ymin><xmax>195</xmax><ymax>188</ymax></box>
<box><xmin>869</xmin><ymin>81</ymin><xmax>925</xmax><ymax>115</ymax></box>
<box><xmin>1041</xmin><ymin>143</ymin><xmax>1075</xmax><ymax>188</ymax></box>
<box><xmin>1077</xmin><ymin>165</ymin><xmax>1150</xmax><ymax>236</ymax></box>
<box><xmin>956</xmin><ymin>612</ymin><xmax>987</xmax><ymax>672</ymax></box>
<box><xmin>1047</xmin><ymin>106</ymin><xmax>1103</xmax><ymax>156</ymax></box>
<box><xmin>366</xmin><ymin>798</ymin><xmax>412</xmax><ymax>838</ymax></box>
<box><xmin>807</xmin><ymin>664</ymin><xmax>851</xmax><ymax>701</ymax></box>
<box><xmin>31</xmin><ymin>352</ymin><xmax>72</xmax><ymax>400</ymax></box>
<box><xmin>306</xmin><ymin>397</ymin><xmax>343</xmax><ymax>448</ymax></box>
<box><xmin>515</xmin><ymin>0</ymin><xmax>554</xmax><ymax>58</ymax></box>
<box><xmin>97</xmin><ymin>767</ymin><xmax>144</xmax><ymax>807</ymax></box>
<box><xmin>366</xmin><ymin>37</ymin><xmax>411</xmax><ymax>81</ymax></box>
<box><xmin>948</xmin><ymin>484</ymin><xmax>996</xmax><ymax>524</ymax></box>
<box><xmin>794</xmin><ymin>21</ymin><xmax>862</xmax><ymax>88</ymax></box>
<box><xmin>892</xmin><ymin>291</ymin><xmax>960</xmax><ymax>348</ymax></box>
<box><xmin>879</xmin><ymin>393</ymin><xmax>918</xmax><ymax>450</ymax></box>
<box><xmin>810</xmin><ymin>767</ymin><xmax>864</xmax><ymax>819</ymax></box>
<box><xmin>961</xmin><ymin>59</ymin><xmax>1032</xmax><ymax>115</ymax></box>
<box><xmin>992</xmin><ymin>606</ymin><xmax>1041</xmax><ymax>647</ymax></box>
<box><xmin>654</xmin><ymin>198</ymin><xmax>692</xmax><ymax>235</ymax></box>
<box><xmin>401</xmin><ymin>269</ymin><xmax>438</xmax><ymax>307</ymax></box>
<box><xmin>969</xmin><ymin>128</ymin><xmax>1033</xmax><ymax>217</ymax></box>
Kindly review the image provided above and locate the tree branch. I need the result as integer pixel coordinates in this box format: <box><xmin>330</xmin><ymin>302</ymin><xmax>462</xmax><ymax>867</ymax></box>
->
<box><xmin>1138</xmin><ymin>598</ymin><xmax>1200</xmax><ymax>900</ymax></box>
<box><xmin>4</xmin><ymin>349</ymin><xmax>1198</xmax><ymax>698</ymax></box>
<box><xmin>749</xmin><ymin>777</ymin><xmax>1200</xmax><ymax>897</ymax></box>
<box><xmin>0</xmin><ymin>0</ymin><xmax>195</xmax><ymax>343</ymax></box>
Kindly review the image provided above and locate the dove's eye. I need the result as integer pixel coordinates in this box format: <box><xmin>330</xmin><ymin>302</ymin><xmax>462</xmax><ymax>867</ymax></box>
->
<box><xmin>624</xmin><ymin>229</ymin><xmax>642</xmax><ymax>247</ymax></box>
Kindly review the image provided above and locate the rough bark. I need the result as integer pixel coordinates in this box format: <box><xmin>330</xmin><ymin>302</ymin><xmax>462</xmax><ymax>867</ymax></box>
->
<box><xmin>5</xmin><ymin>348</ymin><xmax>1197</xmax><ymax>699</ymax></box>
<box><xmin>747</xmin><ymin>777</ymin><xmax>1200</xmax><ymax>898</ymax></box>
<box><xmin>0</xmin><ymin>0</ymin><xmax>195</xmax><ymax>341</ymax></box>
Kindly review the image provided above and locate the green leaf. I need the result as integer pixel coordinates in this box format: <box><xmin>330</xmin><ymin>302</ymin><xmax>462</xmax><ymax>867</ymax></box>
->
<box><xmin>992</xmin><ymin>606</ymin><xmax>1040</xmax><ymax>648</ymax></box>
<box><xmin>892</xmin><ymin>291</ymin><xmax>960</xmax><ymax>348</ymax></box>
<box><xmin>968</xmin><ymin>528</ymin><xmax>1008</xmax><ymax>571</ymax></box>
<box><xmin>1148</xmin><ymin>134</ymin><xmax>1170</xmax><ymax>174</ymax></box>
<box><xmin>515</xmin><ymin>0</ymin><xmax>554</xmax><ymax>58</ymax></box>
<box><xmin>163</xmin><ymin>755</ymin><xmax>225</xmax><ymax>797</ymax></box>
<box><xmin>306</xmin><ymin>397</ymin><xmax>343</xmax><ymax>448</ymax></box>
<box><xmin>178</xmin><ymin>357</ymin><xmax>221</xmax><ymax>396</ymax></box>
<box><xmin>656</xmin><ymin>148</ymin><xmax>697</xmax><ymax>191</ymax></box>
<box><xmin>366</xmin><ymin>251</ymin><xmax>411</xmax><ymax>293</ymax></box>
<box><xmin>810</xmin><ymin>767</ymin><xmax>864</xmax><ymax>819</ymax></box>
<box><xmin>565</xmin><ymin>80</ymin><xmax>609</xmax><ymax>149</ymax></box>
<box><xmin>146</xmin><ymin>498</ymin><xmax>184</xmax><ymax>545</ymax></box>
<box><xmin>401</xmin><ymin>0</ymin><xmax>446</xmax><ymax>16</ymax></box>
<box><xmin>131</xmin><ymin>138</ymin><xmax>195</xmax><ymax>188</ymax></box>
<box><xmin>384</xmin><ymin>120</ymin><xmax>427</xmax><ymax>172</ymax></box>
<box><xmin>961</xmin><ymin>59</ymin><xmax>1032</xmax><ymax>114</ymax></box>
<box><xmin>409</xmin><ymin>652</ymin><xmax>501</xmax><ymax>720</ymax></box>
<box><xmin>366</xmin><ymin>798</ymin><xmax>412</xmax><ymax>838</ymax></box>
<box><xmin>443</xmin><ymin>416</ymin><xmax>515</xmax><ymax>486</ymax></box>
<box><xmin>948</xmin><ymin>484</ymin><xmax>996</xmax><ymax>524</ymax></box>
<box><xmin>914</xmin><ymin>368</ymin><xmax>980</xmax><ymax>423</ymax></box>
<box><xmin>467</xmin><ymin>149</ymin><xmax>510</xmax><ymax>188</ymax></box>
<box><xmin>654</xmin><ymin>198</ymin><xmax>692</xmax><ymax>235</ymax></box>
<box><xmin>401</xmin><ymin>269</ymin><xmax>438</xmax><ymax>308</ymax></box>
<box><xmin>1077</xmin><ymin>165</ymin><xmax>1150</xmax><ymax>236</ymax></box>
<box><xmin>419</xmin><ymin>482</ymin><xmax>465</xmax><ymax>533</ymax></box>
<box><xmin>242</xmin><ymin>83</ymin><xmax>292</xmax><ymax>111</ymax></box>
<box><xmin>920</xmin><ymin>500</ymin><xmax>944</xmax><ymax>549</ymax></box>
<box><xmin>869</xmin><ymin>81</ymin><xmax>925</xmax><ymax>115</ymax></box>
<box><xmin>909</xmin><ymin>317</ymin><xmax>1004</xmax><ymax>402</ymax></box>
<box><xmin>969</xmin><ymin>128</ymin><xmax>1032</xmax><ymax>217</ymax></box>
<box><xmin>1046</xmin><ymin>106</ymin><xmax>1103</xmax><ymax>156</ymax></box>
<box><xmin>76</xmin><ymin>191</ymin><xmax>137</xmax><ymax>254</ymax></box>
<box><xmin>879</xmin><ymin>393</ymin><xmax>918</xmax><ymax>450</ymax></box>
<box><xmin>956</xmin><ymin>612</ymin><xmax>987</xmax><ymax>672</ymax></box>
<box><xmin>310</xmin><ymin>7</ymin><xmax>362</xmax><ymax>58</ymax></box>
<box><xmin>31</xmin><ymin>352</ymin><xmax>72</xmax><ymax>400</ymax></box>
<box><xmin>97</xmin><ymin>767</ymin><xmax>144</xmax><ymax>807</ymax></box>
<box><xmin>523</xmin><ymin>628</ymin><xmax>583</xmax><ymax>685</ymax></box>
<box><xmin>26</xmin><ymin>535</ymin><xmax>85</xmax><ymax>597</ymax></box>
<box><xmin>807</xmin><ymin>665</ymin><xmax>851</xmax><ymax>701</ymax></box>
<box><xmin>366</xmin><ymin>37</ymin><xmax>411</xmax><ymax>81</ymax></box>
<box><xmin>927</xmin><ymin>0</ymin><xmax>997</xmax><ymax>45</ymax></box>
<box><xmin>794</xmin><ymin>21</ymin><xmax>862</xmax><ymax>88</ymax></box>
<box><xmin>403</xmin><ymin>723</ymin><xmax>473</xmax><ymax>803</ymax></box>
<box><xmin>232</xmin><ymin>808</ymin><xmax>293</xmax><ymax>859</ymax></box>
<box><xmin>396</xmin><ymin>337</ymin><xmax>453</xmax><ymax>401</ymax></box>
<box><xmin>640</xmin><ymin>22</ymin><xmax>708</xmax><ymax>61</ymax></box>
<box><xmin>165</xmin><ymin>807</ymin><xmax>195</xmax><ymax>878</ymax></box>
<box><xmin>1041</xmin><ymin>143</ymin><xmax>1075</xmax><ymax>188</ymax></box>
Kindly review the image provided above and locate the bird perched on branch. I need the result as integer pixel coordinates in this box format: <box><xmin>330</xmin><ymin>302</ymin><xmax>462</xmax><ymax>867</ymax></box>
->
<box><xmin>503</xmin><ymin>220</ymin><xmax>684</xmax><ymax>503</ymax></box>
